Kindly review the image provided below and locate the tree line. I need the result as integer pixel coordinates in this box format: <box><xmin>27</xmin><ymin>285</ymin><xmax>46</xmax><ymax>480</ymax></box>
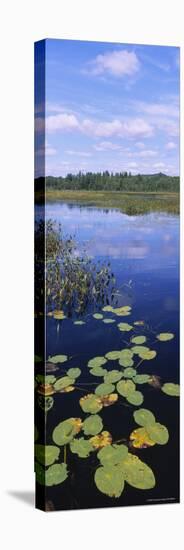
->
<box><xmin>41</xmin><ymin>171</ymin><xmax>179</xmax><ymax>192</ymax></box>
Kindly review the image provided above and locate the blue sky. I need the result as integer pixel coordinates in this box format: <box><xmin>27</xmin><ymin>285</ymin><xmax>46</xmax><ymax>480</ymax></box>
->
<box><xmin>36</xmin><ymin>39</ymin><xmax>180</xmax><ymax>177</ymax></box>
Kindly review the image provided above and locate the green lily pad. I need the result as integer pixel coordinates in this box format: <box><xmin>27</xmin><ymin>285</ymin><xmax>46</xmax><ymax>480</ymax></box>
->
<box><xmin>161</xmin><ymin>383</ymin><xmax>180</xmax><ymax>397</ymax></box>
<box><xmin>38</xmin><ymin>396</ymin><xmax>54</xmax><ymax>412</ymax></box>
<box><xmin>123</xmin><ymin>367</ymin><xmax>137</xmax><ymax>378</ymax></box>
<box><xmin>157</xmin><ymin>333</ymin><xmax>174</xmax><ymax>342</ymax></box>
<box><xmin>79</xmin><ymin>394</ymin><xmax>103</xmax><ymax>414</ymax></box>
<box><xmin>49</xmin><ymin>354</ymin><xmax>68</xmax><ymax>364</ymax></box>
<box><xmin>120</xmin><ymin>454</ymin><xmax>155</xmax><ymax>489</ymax></box>
<box><xmin>74</xmin><ymin>320</ymin><xmax>85</xmax><ymax>325</ymax></box>
<box><xmin>113</xmin><ymin>306</ymin><xmax>131</xmax><ymax>316</ymax></box>
<box><xmin>146</xmin><ymin>423</ymin><xmax>169</xmax><ymax>445</ymax></box>
<box><xmin>70</xmin><ymin>437</ymin><xmax>93</xmax><ymax>458</ymax></box>
<box><xmin>52</xmin><ymin>418</ymin><xmax>81</xmax><ymax>446</ymax></box>
<box><xmin>131</xmin><ymin>345</ymin><xmax>149</xmax><ymax>354</ymax></box>
<box><xmin>126</xmin><ymin>391</ymin><xmax>144</xmax><ymax>406</ymax></box>
<box><xmin>90</xmin><ymin>366</ymin><xmax>108</xmax><ymax>377</ymax></box>
<box><xmin>131</xmin><ymin>336</ymin><xmax>147</xmax><ymax>345</ymax></box>
<box><xmin>140</xmin><ymin>350</ymin><xmax>157</xmax><ymax>360</ymax></box>
<box><xmin>35</xmin><ymin>445</ymin><xmax>60</xmax><ymax>466</ymax></box>
<box><xmin>54</xmin><ymin>376</ymin><xmax>75</xmax><ymax>391</ymax></box>
<box><xmin>83</xmin><ymin>414</ymin><xmax>103</xmax><ymax>436</ymax></box>
<box><xmin>102</xmin><ymin>305</ymin><xmax>114</xmax><ymax>312</ymax></box>
<box><xmin>46</xmin><ymin>463</ymin><xmax>68</xmax><ymax>486</ymax></box>
<box><xmin>88</xmin><ymin>356</ymin><xmax>107</xmax><ymax>369</ymax></box>
<box><xmin>116</xmin><ymin>379</ymin><xmax>135</xmax><ymax>397</ymax></box>
<box><xmin>105</xmin><ymin>351</ymin><xmax>122</xmax><ymax>360</ymax></box>
<box><xmin>133</xmin><ymin>408</ymin><xmax>156</xmax><ymax>427</ymax></box>
<box><xmin>36</xmin><ymin>462</ymin><xmax>68</xmax><ymax>486</ymax></box>
<box><xmin>104</xmin><ymin>370</ymin><xmax>123</xmax><ymax>383</ymax></box>
<box><xmin>97</xmin><ymin>444</ymin><xmax>128</xmax><ymax>466</ymax></box>
<box><xmin>67</xmin><ymin>368</ymin><xmax>81</xmax><ymax>379</ymax></box>
<box><xmin>36</xmin><ymin>374</ymin><xmax>56</xmax><ymax>385</ymax></box>
<box><xmin>133</xmin><ymin>374</ymin><xmax>151</xmax><ymax>384</ymax></box>
<box><xmin>95</xmin><ymin>383</ymin><xmax>115</xmax><ymax>397</ymax></box>
<box><xmin>103</xmin><ymin>318</ymin><xmax>115</xmax><ymax>324</ymax></box>
<box><xmin>94</xmin><ymin>466</ymin><xmax>125</xmax><ymax>497</ymax></box>
<box><xmin>93</xmin><ymin>313</ymin><xmax>104</xmax><ymax>320</ymax></box>
<box><xmin>119</xmin><ymin>358</ymin><xmax>134</xmax><ymax>368</ymax></box>
<box><xmin>118</xmin><ymin>323</ymin><xmax>133</xmax><ymax>332</ymax></box>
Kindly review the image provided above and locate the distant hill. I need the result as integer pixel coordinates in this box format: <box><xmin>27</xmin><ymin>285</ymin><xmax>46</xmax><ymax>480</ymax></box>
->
<box><xmin>36</xmin><ymin>172</ymin><xmax>179</xmax><ymax>193</ymax></box>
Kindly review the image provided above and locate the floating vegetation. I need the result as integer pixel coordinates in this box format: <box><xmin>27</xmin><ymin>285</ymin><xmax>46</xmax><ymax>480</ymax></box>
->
<box><xmin>35</xmin><ymin>302</ymin><xmax>179</xmax><ymax>504</ymax></box>
<box><xmin>157</xmin><ymin>333</ymin><xmax>174</xmax><ymax>342</ymax></box>
<box><xmin>161</xmin><ymin>383</ymin><xmax>180</xmax><ymax>396</ymax></box>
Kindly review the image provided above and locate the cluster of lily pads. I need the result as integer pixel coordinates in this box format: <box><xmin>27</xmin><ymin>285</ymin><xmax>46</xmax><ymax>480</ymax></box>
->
<box><xmin>35</xmin><ymin>304</ymin><xmax>180</xmax><ymax>500</ymax></box>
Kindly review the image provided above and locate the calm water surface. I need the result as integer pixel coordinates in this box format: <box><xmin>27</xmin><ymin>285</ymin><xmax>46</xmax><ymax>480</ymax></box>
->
<box><xmin>39</xmin><ymin>202</ymin><xmax>180</xmax><ymax>509</ymax></box>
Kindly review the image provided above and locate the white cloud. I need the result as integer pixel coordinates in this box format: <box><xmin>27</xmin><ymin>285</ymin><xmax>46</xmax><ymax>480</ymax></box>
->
<box><xmin>86</xmin><ymin>49</ymin><xmax>140</xmax><ymax>77</ymax></box>
<box><xmin>94</xmin><ymin>141</ymin><xmax>121</xmax><ymax>151</ymax></box>
<box><xmin>65</xmin><ymin>150</ymin><xmax>92</xmax><ymax>157</ymax></box>
<box><xmin>46</xmin><ymin>113</ymin><xmax>79</xmax><ymax>132</ymax></box>
<box><xmin>137</xmin><ymin>149</ymin><xmax>157</xmax><ymax>157</ymax></box>
<box><xmin>165</xmin><ymin>141</ymin><xmax>177</xmax><ymax>150</ymax></box>
<box><xmin>135</xmin><ymin>141</ymin><xmax>145</xmax><ymax>149</ymax></box>
<box><xmin>153</xmin><ymin>162</ymin><xmax>166</xmax><ymax>169</ymax></box>
<box><xmin>133</xmin><ymin>100</ymin><xmax>179</xmax><ymax>118</ymax></box>
<box><xmin>45</xmin><ymin>111</ymin><xmax>154</xmax><ymax>139</ymax></box>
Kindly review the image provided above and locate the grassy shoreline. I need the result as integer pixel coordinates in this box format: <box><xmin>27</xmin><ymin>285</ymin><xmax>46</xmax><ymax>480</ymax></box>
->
<box><xmin>45</xmin><ymin>189</ymin><xmax>179</xmax><ymax>215</ymax></box>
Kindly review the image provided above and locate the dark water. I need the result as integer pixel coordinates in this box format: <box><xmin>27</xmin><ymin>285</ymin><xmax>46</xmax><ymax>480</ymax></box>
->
<box><xmin>37</xmin><ymin>202</ymin><xmax>180</xmax><ymax>510</ymax></box>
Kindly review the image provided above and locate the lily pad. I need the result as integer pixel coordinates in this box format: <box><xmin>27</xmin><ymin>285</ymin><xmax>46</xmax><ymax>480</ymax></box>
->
<box><xmin>105</xmin><ymin>351</ymin><xmax>122</xmax><ymax>360</ymax></box>
<box><xmin>131</xmin><ymin>336</ymin><xmax>147</xmax><ymax>345</ymax></box>
<box><xmin>54</xmin><ymin>376</ymin><xmax>75</xmax><ymax>391</ymax></box>
<box><xmin>157</xmin><ymin>333</ymin><xmax>174</xmax><ymax>342</ymax></box>
<box><xmin>93</xmin><ymin>313</ymin><xmax>104</xmax><ymax>320</ymax></box>
<box><xmin>52</xmin><ymin>418</ymin><xmax>82</xmax><ymax>446</ymax></box>
<box><xmin>104</xmin><ymin>370</ymin><xmax>123</xmax><ymax>384</ymax></box>
<box><xmin>126</xmin><ymin>391</ymin><xmax>144</xmax><ymax>406</ymax></box>
<box><xmin>88</xmin><ymin>356</ymin><xmax>107</xmax><ymax>369</ymax></box>
<box><xmin>146</xmin><ymin>423</ymin><xmax>169</xmax><ymax>445</ymax></box>
<box><xmin>37</xmin><ymin>384</ymin><xmax>55</xmax><ymax>396</ymax></box>
<box><xmin>102</xmin><ymin>305</ymin><xmax>114</xmax><ymax>312</ymax></box>
<box><xmin>116</xmin><ymin>379</ymin><xmax>135</xmax><ymax>397</ymax></box>
<box><xmin>123</xmin><ymin>367</ymin><xmax>137</xmax><ymax>378</ymax></box>
<box><xmin>98</xmin><ymin>444</ymin><xmax>128</xmax><ymax>466</ymax></box>
<box><xmin>130</xmin><ymin>428</ymin><xmax>155</xmax><ymax>449</ymax></box>
<box><xmin>103</xmin><ymin>318</ymin><xmax>115</xmax><ymax>324</ymax></box>
<box><xmin>118</xmin><ymin>323</ymin><xmax>133</xmax><ymax>332</ymax></box>
<box><xmin>90</xmin><ymin>431</ymin><xmax>112</xmax><ymax>449</ymax></box>
<box><xmin>83</xmin><ymin>414</ymin><xmax>103</xmax><ymax>436</ymax></box>
<box><xmin>94</xmin><ymin>466</ymin><xmax>125</xmax><ymax>497</ymax></box>
<box><xmin>74</xmin><ymin>320</ymin><xmax>85</xmax><ymax>325</ymax></box>
<box><xmin>133</xmin><ymin>374</ymin><xmax>151</xmax><ymax>384</ymax></box>
<box><xmin>133</xmin><ymin>408</ymin><xmax>156</xmax><ymax>427</ymax></box>
<box><xmin>161</xmin><ymin>383</ymin><xmax>180</xmax><ymax>397</ymax></box>
<box><xmin>119</xmin><ymin>357</ymin><xmax>134</xmax><ymax>368</ymax></box>
<box><xmin>131</xmin><ymin>345</ymin><xmax>149</xmax><ymax>355</ymax></box>
<box><xmin>49</xmin><ymin>354</ymin><xmax>68</xmax><ymax>364</ymax></box>
<box><xmin>100</xmin><ymin>394</ymin><xmax>118</xmax><ymax>407</ymax></box>
<box><xmin>36</xmin><ymin>375</ymin><xmax>56</xmax><ymax>385</ymax></box>
<box><xmin>35</xmin><ymin>445</ymin><xmax>60</xmax><ymax>466</ymax></box>
<box><xmin>113</xmin><ymin>306</ymin><xmax>131</xmax><ymax>316</ymax></box>
<box><xmin>38</xmin><ymin>396</ymin><xmax>54</xmax><ymax>412</ymax></box>
<box><xmin>95</xmin><ymin>383</ymin><xmax>115</xmax><ymax>397</ymax></box>
<box><xmin>45</xmin><ymin>463</ymin><xmax>68</xmax><ymax>486</ymax></box>
<box><xmin>67</xmin><ymin>368</ymin><xmax>81</xmax><ymax>379</ymax></box>
<box><xmin>53</xmin><ymin>311</ymin><xmax>66</xmax><ymax>320</ymax></box>
<box><xmin>121</xmin><ymin>454</ymin><xmax>155</xmax><ymax>490</ymax></box>
<box><xmin>70</xmin><ymin>437</ymin><xmax>93</xmax><ymax>458</ymax></box>
<box><xmin>79</xmin><ymin>394</ymin><xmax>103</xmax><ymax>414</ymax></box>
<box><xmin>90</xmin><ymin>366</ymin><xmax>108</xmax><ymax>377</ymax></box>
<box><xmin>140</xmin><ymin>350</ymin><xmax>157</xmax><ymax>360</ymax></box>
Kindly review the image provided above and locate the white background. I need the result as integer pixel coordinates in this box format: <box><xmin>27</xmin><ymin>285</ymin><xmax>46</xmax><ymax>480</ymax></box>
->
<box><xmin>0</xmin><ymin>0</ymin><xmax>183</xmax><ymax>548</ymax></box>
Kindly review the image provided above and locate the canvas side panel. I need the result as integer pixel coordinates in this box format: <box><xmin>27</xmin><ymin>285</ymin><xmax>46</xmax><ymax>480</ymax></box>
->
<box><xmin>34</xmin><ymin>39</ymin><xmax>47</xmax><ymax>511</ymax></box>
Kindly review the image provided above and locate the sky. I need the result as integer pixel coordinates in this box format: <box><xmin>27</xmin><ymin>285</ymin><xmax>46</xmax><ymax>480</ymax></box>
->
<box><xmin>35</xmin><ymin>39</ymin><xmax>180</xmax><ymax>177</ymax></box>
